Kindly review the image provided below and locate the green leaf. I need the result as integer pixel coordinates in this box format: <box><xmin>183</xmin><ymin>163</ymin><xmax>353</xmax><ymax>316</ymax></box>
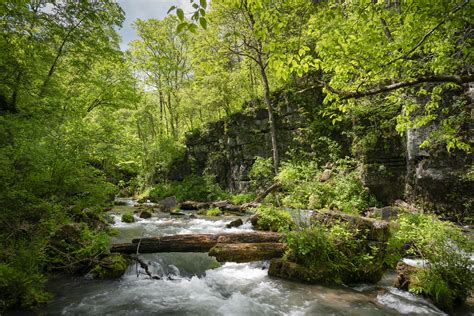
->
<box><xmin>199</xmin><ymin>17</ymin><xmax>207</xmax><ymax>29</ymax></box>
<box><xmin>176</xmin><ymin>8</ymin><xmax>184</xmax><ymax>21</ymax></box>
<box><xmin>200</xmin><ymin>0</ymin><xmax>207</xmax><ymax>9</ymax></box>
<box><xmin>192</xmin><ymin>3</ymin><xmax>199</xmax><ymax>9</ymax></box>
<box><xmin>167</xmin><ymin>6</ymin><xmax>176</xmax><ymax>14</ymax></box>
<box><xmin>189</xmin><ymin>24</ymin><xmax>198</xmax><ymax>34</ymax></box>
<box><xmin>177</xmin><ymin>22</ymin><xmax>187</xmax><ymax>33</ymax></box>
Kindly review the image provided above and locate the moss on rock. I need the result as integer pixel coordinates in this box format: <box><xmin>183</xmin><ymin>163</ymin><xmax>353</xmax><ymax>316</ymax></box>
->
<box><xmin>92</xmin><ymin>254</ymin><xmax>130</xmax><ymax>279</ymax></box>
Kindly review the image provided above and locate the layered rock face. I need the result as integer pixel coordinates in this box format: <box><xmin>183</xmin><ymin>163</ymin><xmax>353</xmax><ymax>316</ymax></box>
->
<box><xmin>183</xmin><ymin>105</ymin><xmax>310</xmax><ymax>191</ymax></box>
<box><xmin>169</xmin><ymin>90</ymin><xmax>472</xmax><ymax>217</ymax></box>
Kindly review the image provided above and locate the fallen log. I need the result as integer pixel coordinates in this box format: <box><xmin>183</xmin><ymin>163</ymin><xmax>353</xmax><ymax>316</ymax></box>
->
<box><xmin>209</xmin><ymin>243</ymin><xmax>287</xmax><ymax>263</ymax></box>
<box><xmin>111</xmin><ymin>232</ymin><xmax>282</xmax><ymax>254</ymax></box>
<box><xmin>178</xmin><ymin>183</ymin><xmax>281</xmax><ymax>213</ymax></box>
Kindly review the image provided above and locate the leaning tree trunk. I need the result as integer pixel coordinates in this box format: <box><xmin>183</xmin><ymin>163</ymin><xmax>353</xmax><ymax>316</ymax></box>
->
<box><xmin>257</xmin><ymin>55</ymin><xmax>279</xmax><ymax>173</ymax></box>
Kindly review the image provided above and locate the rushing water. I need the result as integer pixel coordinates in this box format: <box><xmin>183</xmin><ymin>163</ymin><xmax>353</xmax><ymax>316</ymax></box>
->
<box><xmin>39</xmin><ymin>199</ymin><xmax>471</xmax><ymax>315</ymax></box>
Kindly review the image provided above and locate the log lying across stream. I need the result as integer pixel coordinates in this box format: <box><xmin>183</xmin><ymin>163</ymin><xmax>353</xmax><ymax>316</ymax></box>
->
<box><xmin>110</xmin><ymin>232</ymin><xmax>286</xmax><ymax>262</ymax></box>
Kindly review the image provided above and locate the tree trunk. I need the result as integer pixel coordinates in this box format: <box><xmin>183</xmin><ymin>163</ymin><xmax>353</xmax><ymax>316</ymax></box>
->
<box><xmin>209</xmin><ymin>243</ymin><xmax>287</xmax><ymax>263</ymax></box>
<box><xmin>110</xmin><ymin>232</ymin><xmax>282</xmax><ymax>254</ymax></box>
<box><xmin>257</xmin><ymin>56</ymin><xmax>279</xmax><ymax>173</ymax></box>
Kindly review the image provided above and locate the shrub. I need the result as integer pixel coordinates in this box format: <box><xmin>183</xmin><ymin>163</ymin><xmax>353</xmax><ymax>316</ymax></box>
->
<box><xmin>387</xmin><ymin>213</ymin><xmax>473</xmax><ymax>312</ymax></box>
<box><xmin>149</xmin><ymin>175</ymin><xmax>226</xmax><ymax>202</ymax></box>
<box><xmin>248</xmin><ymin>157</ymin><xmax>274</xmax><ymax>189</ymax></box>
<box><xmin>121</xmin><ymin>213</ymin><xmax>135</xmax><ymax>223</ymax></box>
<box><xmin>285</xmin><ymin>222</ymin><xmax>382</xmax><ymax>284</ymax></box>
<box><xmin>254</xmin><ymin>205</ymin><xmax>294</xmax><ymax>232</ymax></box>
<box><xmin>229</xmin><ymin>192</ymin><xmax>257</xmax><ymax>204</ymax></box>
<box><xmin>276</xmin><ymin>158</ymin><xmax>377</xmax><ymax>213</ymax></box>
<box><xmin>206</xmin><ymin>207</ymin><xmax>222</xmax><ymax>216</ymax></box>
<box><xmin>0</xmin><ymin>264</ymin><xmax>52</xmax><ymax>312</ymax></box>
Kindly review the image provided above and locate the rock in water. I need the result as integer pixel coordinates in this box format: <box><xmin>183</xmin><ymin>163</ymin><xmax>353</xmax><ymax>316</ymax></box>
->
<box><xmin>92</xmin><ymin>254</ymin><xmax>130</xmax><ymax>279</ymax></box>
<box><xmin>139</xmin><ymin>210</ymin><xmax>152</xmax><ymax>219</ymax></box>
<box><xmin>158</xmin><ymin>196</ymin><xmax>178</xmax><ymax>211</ymax></box>
<box><xmin>226</xmin><ymin>218</ymin><xmax>243</xmax><ymax>228</ymax></box>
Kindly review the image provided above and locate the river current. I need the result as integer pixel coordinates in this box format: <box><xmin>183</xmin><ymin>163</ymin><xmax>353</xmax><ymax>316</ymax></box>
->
<box><xmin>40</xmin><ymin>199</ymin><xmax>470</xmax><ymax>315</ymax></box>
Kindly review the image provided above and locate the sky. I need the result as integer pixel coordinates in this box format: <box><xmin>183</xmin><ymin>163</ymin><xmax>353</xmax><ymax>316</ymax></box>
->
<box><xmin>116</xmin><ymin>0</ymin><xmax>194</xmax><ymax>51</ymax></box>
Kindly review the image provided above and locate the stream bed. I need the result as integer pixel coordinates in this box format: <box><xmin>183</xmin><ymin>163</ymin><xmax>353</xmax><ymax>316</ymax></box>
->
<box><xmin>40</xmin><ymin>199</ymin><xmax>472</xmax><ymax>315</ymax></box>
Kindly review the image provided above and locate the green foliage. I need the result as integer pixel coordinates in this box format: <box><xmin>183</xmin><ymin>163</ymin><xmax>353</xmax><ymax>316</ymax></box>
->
<box><xmin>285</xmin><ymin>222</ymin><xmax>380</xmax><ymax>284</ymax></box>
<box><xmin>91</xmin><ymin>254</ymin><xmax>130</xmax><ymax>280</ymax></box>
<box><xmin>277</xmin><ymin>159</ymin><xmax>377</xmax><ymax>212</ymax></box>
<box><xmin>0</xmin><ymin>264</ymin><xmax>52</xmax><ymax>312</ymax></box>
<box><xmin>248</xmin><ymin>157</ymin><xmax>274</xmax><ymax>189</ymax></box>
<box><xmin>229</xmin><ymin>192</ymin><xmax>257</xmax><ymax>205</ymax></box>
<box><xmin>149</xmin><ymin>175</ymin><xmax>226</xmax><ymax>202</ymax></box>
<box><xmin>206</xmin><ymin>207</ymin><xmax>222</xmax><ymax>216</ymax></box>
<box><xmin>387</xmin><ymin>213</ymin><xmax>473</xmax><ymax>311</ymax></box>
<box><xmin>121</xmin><ymin>213</ymin><xmax>135</xmax><ymax>223</ymax></box>
<box><xmin>254</xmin><ymin>205</ymin><xmax>294</xmax><ymax>232</ymax></box>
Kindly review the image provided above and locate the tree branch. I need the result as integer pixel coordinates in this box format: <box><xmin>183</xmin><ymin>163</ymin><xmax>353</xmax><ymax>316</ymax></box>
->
<box><xmin>321</xmin><ymin>74</ymin><xmax>474</xmax><ymax>99</ymax></box>
<box><xmin>384</xmin><ymin>0</ymin><xmax>469</xmax><ymax>67</ymax></box>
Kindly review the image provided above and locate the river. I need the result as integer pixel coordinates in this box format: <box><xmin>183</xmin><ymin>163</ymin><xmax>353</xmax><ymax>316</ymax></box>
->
<box><xmin>39</xmin><ymin>199</ymin><xmax>471</xmax><ymax>315</ymax></box>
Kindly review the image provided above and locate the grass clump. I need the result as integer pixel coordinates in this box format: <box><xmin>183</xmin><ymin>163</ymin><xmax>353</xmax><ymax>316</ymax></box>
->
<box><xmin>121</xmin><ymin>213</ymin><xmax>135</xmax><ymax>223</ymax></box>
<box><xmin>206</xmin><ymin>207</ymin><xmax>222</xmax><ymax>216</ymax></box>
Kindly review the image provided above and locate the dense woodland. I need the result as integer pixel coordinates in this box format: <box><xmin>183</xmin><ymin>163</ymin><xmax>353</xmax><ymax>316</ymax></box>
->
<box><xmin>0</xmin><ymin>0</ymin><xmax>472</xmax><ymax>313</ymax></box>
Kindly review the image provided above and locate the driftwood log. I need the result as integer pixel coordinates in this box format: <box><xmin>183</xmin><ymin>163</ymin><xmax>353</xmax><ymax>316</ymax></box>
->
<box><xmin>111</xmin><ymin>232</ymin><xmax>282</xmax><ymax>254</ymax></box>
<box><xmin>111</xmin><ymin>232</ymin><xmax>285</xmax><ymax>262</ymax></box>
<box><xmin>209</xmin><ymin>243</ymin><xmax>287</xmax><ymax>263</ymax></box>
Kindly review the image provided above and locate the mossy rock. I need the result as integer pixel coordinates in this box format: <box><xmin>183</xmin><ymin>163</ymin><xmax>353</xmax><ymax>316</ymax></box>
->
<box><xmin>92</xmin><ymin>254</ymin><xmax>130</xmax><ymax>279</ymax></box>
<box><xmin>121</xmin><ymin>213</ymin><xmax>135</xmax><ymax>223</ymax></box>
<box><xmin>268</xmin><ymin>258</ymin><xmax>330</xmax><ymax>283</ymax></box>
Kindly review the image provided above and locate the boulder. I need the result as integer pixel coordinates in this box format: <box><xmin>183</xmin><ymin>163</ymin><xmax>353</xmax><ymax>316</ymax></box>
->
<box><xmin>226</xmin><ymin>218</ymin><xmax>243</xmax><ymax>229</ymax></box>
<box><xmin>179</xmin><ymin>201</ymin><xmax>210</xmax><ymax>210</ymax></box>
<box><xmin>139</xmin><ymin>210</ymin><xmax>152</xmax><ymax>219</ymax></box>
<box><xmin>365</xmin><ymin>206</ymin><xmax>399</xmax><ymax>220</ymax></box>
<box><xmin>268</xmin><ymin>258</ymin><xmax>329</xmax><ymax>284</ymax></box>
<box><xmin>319</xmin><ymin>169</ymin><xmax>332</xmax><ymax>182</ymax></box>
<box><xmin>311</xmin><ymin>210</ymin><xmax>390</xmax><ymax>242</ymax></box>
<box><xmin>91</xmin><ymin>254</ymin><xmax>130</xmax><ymax>279</ymax></box>
<box><xmin>393</xmin><ymin>260</ymin><xmax>422</xmax><ymax>291</ymax></box>
<box><xmin>158</xmin><ymin>196</ymin><xmax>178</xmax><ymax>211</ymax></box>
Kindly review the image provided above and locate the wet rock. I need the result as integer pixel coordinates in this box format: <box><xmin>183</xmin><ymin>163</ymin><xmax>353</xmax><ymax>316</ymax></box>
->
<box><xmin>179</xmin><ymin>201</ymin><xmax>210</xmax><ymax>210</ymax></box>
<box><xmin>189</xmin><ymin>214</ymin><xmax>197</xmax><ymax>219</ymax></box>
<box><xmin>365</xmin><ymin>206</ymin><xmax>399</xmax><ymax>220</ymax></box>
<box><xmin>92</xmin><ymin>254</ymin><xmax>130</xmax><ymax>279</ymax></box>
<box><xmin>393</xmin><ymin>261</ymin><xmax>421</xmax><ymax>291</ymax></box>
<box><xmin>311</xmin><ymin>210</ymin><xmax>390</xmax><ymax>242</ymax></box>
<box><xmin>226</xmin><ymin>218</ymin><xmax>243</xmax><ymax>229</ymax></box>
<box><xmin>139</xmin><ymin>210</ymin><xmax>152</xmax><ymax>219</ymax></box>
<box><xmin>158</xmin><ymin>196</ymin><xmax>178</xmax><ymax>211</ymax></box>
<box><xmin>250</xmin><ymin>214</ymin><xmax>259</xmax><ymax>227</ymax></box>
<box><xmin>268</xmin><ymin>258</ymin><xmax>329</xmax><ymax>284</ymax></box>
